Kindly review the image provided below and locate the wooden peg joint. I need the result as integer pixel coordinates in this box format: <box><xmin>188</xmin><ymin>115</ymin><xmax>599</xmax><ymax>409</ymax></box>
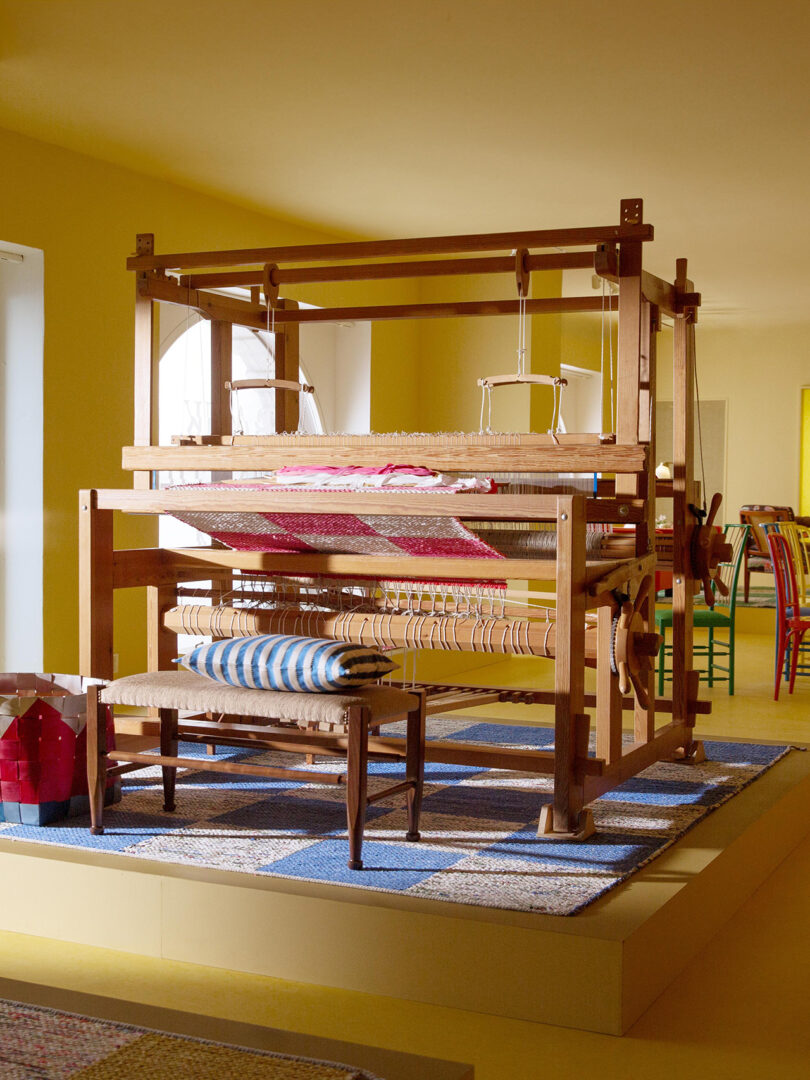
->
<box><xmin>514</xmin><ymin>247</ymin><xmax>530</xmax><ymax>297</ymax></box>
<box><xmin>620</xmin><ymin>198</ymin><xmax>643</xmax><ymax>226</ymax></box>
<box><xmin>594</xmin><ymin>242</ymin><xmax>618</xmax><ymax>281</ymax></box>
<box><xmin>263</xmin><ymin>263</ymin><xmax>280</xmax><ymax>304</ymax></box>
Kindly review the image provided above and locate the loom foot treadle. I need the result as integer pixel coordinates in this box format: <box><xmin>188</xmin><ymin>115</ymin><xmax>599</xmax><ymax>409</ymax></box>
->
<box><xmin>667</xmin><ymin>740</ymin><xmax>706</xmax><ymax>765</ymax></box>
<box><xmin>536</xmin><ymin>806</ymin><xmax>596</xmax><ymax>841</ymax></box>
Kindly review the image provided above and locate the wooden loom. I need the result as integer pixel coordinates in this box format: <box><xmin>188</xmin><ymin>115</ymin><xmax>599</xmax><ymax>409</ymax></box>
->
<box><xmin>79</xmin><ymin>197</ymin><xmax>720</xmax><ymax>840</ymax></box>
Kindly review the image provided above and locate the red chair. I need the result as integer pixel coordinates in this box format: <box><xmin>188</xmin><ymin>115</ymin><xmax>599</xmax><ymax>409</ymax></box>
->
<box><xmin>767</xmin><ymin>531</ymin><xmax>810</xmax><ymax>700</ymax></box>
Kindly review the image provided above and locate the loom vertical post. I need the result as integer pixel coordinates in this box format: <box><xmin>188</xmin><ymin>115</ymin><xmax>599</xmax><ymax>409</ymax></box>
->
<box><xmin>274</xmin><ymin>299</ymin><xmax>301</xmax><ymax>432</ymax></box>
<box><xmin>79</xmin><ymin>489</ymin><xmax>114</xmax><ymax>680</ymax></box>
<box><xmin>635</xmin><ymin>299</ymin><xmax>657</xmax><ymax>741</ymax></box>
<box><xmin>210</xmin><ymin>320</ymin><xmax>233</xmax><ymax>441</ymax></box>
<box><xmin>147</xmin><ymin>585</ymin><xmax>178</xmax><ymax>674</ymax></box>
<box><xmin>133</xmin><ymin>232</ymin><xmax>157</xmax><ymax>491</ymax></box>
<box><xmin>540</xmin><ymin>494</ymin><xmax>593</xmax><ymax>838</ymax></box>
<box><xmin>671</xmin><ymin>258</ymin><xmax>697</xmax><ymax>737</ymax></box>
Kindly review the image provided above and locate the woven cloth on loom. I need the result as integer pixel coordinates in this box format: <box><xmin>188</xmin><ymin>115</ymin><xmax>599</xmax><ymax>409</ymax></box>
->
<box><xmin>169</xmin><ymin>481</ymin><xmax>505</xmax><ymax>560</ymax></box>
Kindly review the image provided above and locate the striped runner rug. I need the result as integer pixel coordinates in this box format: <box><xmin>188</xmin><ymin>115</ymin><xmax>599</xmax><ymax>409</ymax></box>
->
<box><xmin>0</xmin><ymin>998</ymin><xmax>381</xmax><ymax>1079</ymax></box>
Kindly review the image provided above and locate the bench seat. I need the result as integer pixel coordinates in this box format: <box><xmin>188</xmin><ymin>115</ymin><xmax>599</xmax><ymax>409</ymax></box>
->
<box><xmin>86</xmin><ymin>672</ymin><xmax>425</xmax><ymax>869</ymax></box>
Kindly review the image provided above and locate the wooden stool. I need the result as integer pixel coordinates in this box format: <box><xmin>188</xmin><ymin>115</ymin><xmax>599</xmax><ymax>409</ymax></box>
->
<box><xmin>86</xmin><ymin>672</ymin><xmax>425</xmax><ymax>870</ymax></box>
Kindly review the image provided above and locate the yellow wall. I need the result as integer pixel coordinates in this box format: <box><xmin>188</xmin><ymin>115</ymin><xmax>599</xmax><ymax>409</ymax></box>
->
<box><xmin>415</xmin><ymin>270</ymin><xmax>562</xmax><ymax>433</ymax></box>
<box><xmin>0</xmin><ymin>126</ymin><xmax>419</xmax><ymax>675</ymax></box>
<box><xmin>655</xmin><ymin>321</ymin><xmax>810</xmax><ymax>518</ymax></box>
<box><xmin>801</xmin><ymin>387</ymin><xmax>810</xmax><ymax>518</ymax></box>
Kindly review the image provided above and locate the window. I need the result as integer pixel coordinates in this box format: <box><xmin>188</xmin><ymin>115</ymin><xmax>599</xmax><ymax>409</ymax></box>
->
<box><xmin>159</xmin><ymin>319</ymin><xmax>323</xmax><ymax>489</ymax></box>
<box><xmin>158</xmin><ymin>318</ymin><xmax>325</xmax><ymax>651</ymax></box>
<box><xmin>0</xmin><ymin>243</ymin><xmax>44</xmax><ymax>670</ymax></box>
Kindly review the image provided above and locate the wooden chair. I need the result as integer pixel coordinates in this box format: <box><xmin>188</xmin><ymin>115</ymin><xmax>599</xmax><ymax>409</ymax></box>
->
<box><xmin>776</xmin><ymin>521</ymin><xmax>810</xmax><ymax>604</ymax></box>
<box><xmin>86</xmin><ymin>674</ymin><xmax>426</xmax><ymax>870</ymax></box>
<box><xmin>739</xmin><ymin>505</ymin><xmax>794</xmax><ymax>601</ymax></box>
<box><xmin>657</xmin><ymin>524</ymin><xmax>749</xmax><ymax>696</ymax></box>
<box><xmin>767</xmin><ymin>531</ymin><xmax>810</xmax><ymax>699</ymax></box>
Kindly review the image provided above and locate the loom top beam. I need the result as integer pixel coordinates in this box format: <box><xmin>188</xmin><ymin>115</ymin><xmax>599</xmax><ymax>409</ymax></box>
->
<box><xmin>127</xmin><ymin>221</ymin><xmax>654</xmax><ymax>271</ymax></box>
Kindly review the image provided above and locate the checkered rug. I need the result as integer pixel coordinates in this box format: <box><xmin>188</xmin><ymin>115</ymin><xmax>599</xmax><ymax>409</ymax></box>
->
<box><xmin>0</xmin><ymin>720</ymin><xmax>789</xmax><ymax>916</ymax></box>
<box><xmin>0</xmin><ymin>998</ymin><xmax>381</xmax><ymax>1079</ymax></box>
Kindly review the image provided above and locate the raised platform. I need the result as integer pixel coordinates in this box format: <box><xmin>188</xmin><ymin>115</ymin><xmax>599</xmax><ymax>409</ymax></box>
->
<box><xmin>0</xmin><ymin>743</ymin><xmax>808</xmax><ymax>1036</ymax></box>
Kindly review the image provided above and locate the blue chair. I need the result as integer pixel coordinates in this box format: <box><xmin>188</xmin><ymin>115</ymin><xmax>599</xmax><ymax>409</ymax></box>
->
<box><xmin>656</xmin><ymin>524</ymin><xmax>749</xmax><ymax>696</ymax></box>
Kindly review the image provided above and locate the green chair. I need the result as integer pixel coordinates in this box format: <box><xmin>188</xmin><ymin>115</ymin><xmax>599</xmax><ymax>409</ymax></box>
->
<box><xmin>656</xmin><ymin>524</ymin><xmax>749</xmax><ymax>696</ymax></box>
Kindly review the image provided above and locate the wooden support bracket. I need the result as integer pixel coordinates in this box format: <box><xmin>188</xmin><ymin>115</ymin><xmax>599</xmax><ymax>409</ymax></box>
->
<box><xmin>667</xmin><ymin>740</ymin><xmax>706</xmax><ymax>765</ymax></box>
<box><xmin>537</xmin><ymin>804</ymin><xmax>596</xmax><ymax>841</ymax></box>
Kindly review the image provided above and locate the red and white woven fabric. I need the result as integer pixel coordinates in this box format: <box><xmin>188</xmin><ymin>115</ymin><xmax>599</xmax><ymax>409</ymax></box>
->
<box><xmin>169</xmin><ymin>477</ymin><xmax>504</xmax><ymax>561</ymax></box>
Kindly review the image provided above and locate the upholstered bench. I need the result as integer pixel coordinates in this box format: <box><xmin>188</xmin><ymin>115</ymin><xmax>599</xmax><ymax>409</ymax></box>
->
<box><xmin>85</xmin><ymin>671</ymin><xmax>425</xmax><ymax>869</ymax></box>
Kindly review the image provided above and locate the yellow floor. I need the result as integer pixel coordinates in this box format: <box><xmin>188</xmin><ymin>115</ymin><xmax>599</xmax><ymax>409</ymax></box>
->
<box><xmin>3</xmin><ymin>627</ymin><xmax>810</xmax><ymax>1078</ymax></box>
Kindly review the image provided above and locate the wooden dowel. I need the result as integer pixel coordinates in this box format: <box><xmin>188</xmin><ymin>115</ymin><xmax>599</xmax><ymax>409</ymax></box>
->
<box><xmin>179</xmin><ymin>252</ymin><xmax>596</xmax><ymax>290</ymax></box>
<box><xmin>106</xmin><ymin>749</ymin><xmax>343</xmax><ymax>785</ymax></box>
<box><xmin>139</xmin><ymin>273</ymin><xmax>607</xmax><ymax>325</ymax></box>
<box><xmin>366</xmin><ymin>780</ymin><xmax>415</xmax><ymax>805</ymax></box>
<box><xmin>173</xmin><ymin>432</ymin><xmax>613</xmax><ymax>448</ymax></box>
<box><xmin>478</xmin><ymin>373</ymin><xmax>567</xmax><ymax>389</ymax></box>
<box><xmin>238</xmin><ymin>295</ymin><xmax>607</xmax><ymax>324</ymax></box>
<box><xmin>162</xmin><ymin>604</ymin><xmax>601</xmax><ymax>659</ymax></box>
<box><xmin>151</xmin><ymin>546</ymin><xmax>643</xmax><ymax>586</ymax></box>
<box><xmin>126</xmin><ymin>222</ymin><xmax>655</xmax><ymax>271</ymax></box>
<box><xmin>226</xmin><ymin>378</ymin><xmax>314</xmax><ymax>393</ymax></box>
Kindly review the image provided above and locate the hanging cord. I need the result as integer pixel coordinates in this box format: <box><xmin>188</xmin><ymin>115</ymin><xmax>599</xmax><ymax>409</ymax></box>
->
<box><xmin>548</xmin><ymin>377</ymin><xmax>565</xmax><ymax>437</ymax></box>
<box><xmin>517</xmin><ymin>290</ymin><xmax>527</xmax><ymax>376</ymax></box>
<box><xmin>479</xmin><ymin>381</ymin><xmax>493</xmax><ymax>433</ymax></box>
<box><xmin>479</xmin><ymin>273</ymin><xmax>528</xmax><ymax>434</ymax></box>
<box><xmin>608</xmin><ymin>279</ymin><xmax>615</xmax><ymax>433</ymax></box>
<box><xmin>693</xmin><ymin>346</ymin><xmax>708</xmax><ymax>514</ymax></box>
<box><xmin>600</xmin><ymin>277</ymin><xmax>607</xmax><ymax>433</ymax></box>
<box><xmin>229</xmin><ymin>384</ymin><xmax>244</xmax><ymax>436</ymax></box>
<box><xmin>599</xmin><ymin>276</ymin><xmax>616</xmax><ymax>433</ymax></box>
<box><xmin>550</xmin><ymin>380</ymin><xmax>560</xmax><ymax>434</ymax></box>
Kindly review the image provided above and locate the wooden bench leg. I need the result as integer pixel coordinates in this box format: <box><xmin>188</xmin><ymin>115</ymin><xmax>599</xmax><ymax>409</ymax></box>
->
<box><xmin>87</xmin><ymin>683</ymin><xmax>107</xmax><ymax>835</ymax></box>
<box><xmin>160</xmin><ymin>707</ymin><xmax>178</xmax><ymax>812</ymax></box>
<box><xmin>405</xmin><ymin>692</ymin><xmax>426</xmax><ymax>841</ymax></box>
<box><xmin>346</xmin><ymin>705</ymin><xmax>368</xmax><ymax>870</ymax></box>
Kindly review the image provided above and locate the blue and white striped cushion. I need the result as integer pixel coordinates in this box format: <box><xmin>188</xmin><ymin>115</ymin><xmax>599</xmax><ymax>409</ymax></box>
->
<box><xmin>177</xmin><ymin>635</ymin><xmax>397</xmax><ymax>693</ymax></box>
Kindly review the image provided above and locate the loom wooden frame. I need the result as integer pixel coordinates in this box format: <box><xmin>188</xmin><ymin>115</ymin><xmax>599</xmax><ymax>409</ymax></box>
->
<box><xmin>80</xmin><ymin>198</ymin><xmax>705</xmax><ymax>839</ymax></box>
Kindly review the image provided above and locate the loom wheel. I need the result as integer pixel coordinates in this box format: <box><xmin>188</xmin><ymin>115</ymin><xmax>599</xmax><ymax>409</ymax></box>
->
<box><xmin>610</xmin><ymin>575</ymin><xmax>662</xmax><ymax>711</ymax></box>
<box><xmin>691</xmin><ymin>492</ymin><xmax>734</xmax><ymax>607</ymax></box>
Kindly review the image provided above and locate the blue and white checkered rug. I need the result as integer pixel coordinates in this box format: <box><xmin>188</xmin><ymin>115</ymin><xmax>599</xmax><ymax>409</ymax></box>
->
<box><xmin>0</xmin><ymin>719</ymin><xmax>789</xmax><ymax>916</ymax></box>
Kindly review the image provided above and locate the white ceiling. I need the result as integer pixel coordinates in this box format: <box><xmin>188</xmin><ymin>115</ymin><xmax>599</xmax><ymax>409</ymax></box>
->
<box><xmin>1</xmin><ymin>0</ymin><xmax>809</xmax><ymax>325</ymax></box>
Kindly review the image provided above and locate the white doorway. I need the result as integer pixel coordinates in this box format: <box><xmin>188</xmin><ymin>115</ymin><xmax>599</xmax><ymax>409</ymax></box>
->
<box><xmin>559</xmin><ymin>363</ymin><xmax>602</xmax><ymax>434</ymax></box>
